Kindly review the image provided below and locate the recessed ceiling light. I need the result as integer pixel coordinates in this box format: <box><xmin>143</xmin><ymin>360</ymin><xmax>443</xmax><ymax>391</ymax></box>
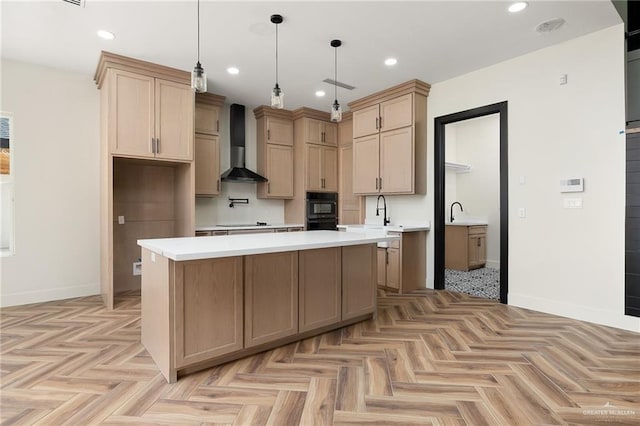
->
<box><xmin>97</xmin><ymin>30</ymin><xmax>115</xmax><ymax>40</ymax></box>
<box><xmin>315</xmin><ymin>90</ymin><xmax>326</xmax><ymax>97</ymax></box>
<box><xmin>384</xmin><ymin>58</ymin><xmax>398</xmax><ymax>66</ymax></box>
<box><xmin>227</xmin><ymin>67</ymin><xmax>239</xmax><ymax>75</ymax></box>
<box><xmin>508</xmin><ymin>2</ymin><xmax>528</xmax><ymax>13</ymax></box>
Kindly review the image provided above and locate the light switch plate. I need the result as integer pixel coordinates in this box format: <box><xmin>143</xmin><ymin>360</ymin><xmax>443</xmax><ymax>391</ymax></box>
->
<box><xmin>518</xmin><ymin>207</ymin><xmax>526</xmax><ymax>218</ymax></box>
<box><xmin>564</xmin><ymin>198</ymin><xmax>583</xmax><ymax>209</ymax></box>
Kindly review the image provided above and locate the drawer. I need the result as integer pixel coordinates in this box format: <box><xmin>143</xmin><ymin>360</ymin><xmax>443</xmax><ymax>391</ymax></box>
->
<box><xmin>195</xmin><ymin>231</ymin><xmax>211</xmax><ymax>237</ymax></box>
<box><xmin>274</xmin><ymin>228</ymin><xmax>289</xmax><ymax>233</ymax></box>
<box><xmin>468</xmin><ymin>226</ymin><xmax>486</xmax><ymax>235</ymax></box>
<box><xmin>288</xmin><ymin>227</ymin><xmax>304</xmax><ymax>232</ymax></box>
<box><xmin>211</xmin><ymin>230</ymin><xmax>228</xmax><ymax>236</ymax></box>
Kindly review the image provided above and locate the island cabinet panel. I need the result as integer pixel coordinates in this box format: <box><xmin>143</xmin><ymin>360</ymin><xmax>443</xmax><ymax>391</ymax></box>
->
<box><xmin>245</xmin><ymin>251</ymin><xmax>299</xmax><ymax>347</ymax></box>
<box><xmin>342</xmin><ymin>244</ymin><xmax>377</xmax><ymax>320</ymax></box>
<box><xmin>174</xmin><ymin>257</ymin><xmax>243</xmax><ymax>368</ymax></box>
<box><xmin>299</xmin><ymin>248</ymin><xmax>342</xmax><ymax>332</ymax></box>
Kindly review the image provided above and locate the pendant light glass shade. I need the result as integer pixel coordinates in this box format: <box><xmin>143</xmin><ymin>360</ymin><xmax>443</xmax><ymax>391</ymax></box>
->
<box><xmin>192</xmin><ymin>61</ymin><xmax>207</xmax><ymax>93</ymax></box>
<box><xmin>330</xmin><ymin>39</ymin><xmax>342</xmax><ymax>122</ymax></box>
<box><xmin>191</xmin><ymin>0</ymin><xmax>206</xmax><ymax>93</ymax></box>
<box><xmin>270</xmin><ymin>14</ymin><xmax>284</xmax><ymax>109</ymax></box>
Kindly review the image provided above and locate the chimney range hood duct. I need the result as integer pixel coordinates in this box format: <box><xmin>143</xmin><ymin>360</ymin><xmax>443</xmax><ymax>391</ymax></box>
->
<box><xmin>221</xmin><ymin>104</ymin><xmax>268</xmax><ymax>183</ymax></box>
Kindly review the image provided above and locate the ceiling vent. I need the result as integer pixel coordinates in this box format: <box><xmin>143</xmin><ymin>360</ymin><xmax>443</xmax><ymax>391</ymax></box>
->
<box><xmin>322</xmin><ymin>78</ymin><xmax>356</xmax><ymax>90</ymax></box>
<box><xmin>62</xmin><ymin>0</ymin><xmax>85</xmax><ymax>7</ymax></box>
<box><xmin>536</xmin><ymin>18</ymin><xmax>566</xmax><ymax>33</ymax></box>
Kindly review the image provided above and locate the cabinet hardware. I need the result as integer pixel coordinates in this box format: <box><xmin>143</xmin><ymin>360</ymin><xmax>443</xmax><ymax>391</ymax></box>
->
<box><xmin>156</xmin><ymin>138</ymin><xmax>160</xmax><ymax>154</ymax></box>
<box><xmin>267</xmin><ymin>129</ymin><xmax>271</xmax><ymax>140</ymax></box>
<box><xmin>216</xmin><ymin>120</ymin><xmax>219</xmax><ymax>132</ymax></box>
<box><xmin>379</xmin><ymin>116</ymin><xmax>383</xmax><ymax>129</ymax></box>
<box><xmin>217</xmin><ymin>180</ymin><xmax>220</xmax><ymax>192</ymax></box>
<box><xmin>267</xmin><ymin>183</ymin><xmax>271</xmax><ymax>193</ymax></box>
<box><xmin>375</xmin><ymin>117</ymin><xmax>379</xmax><ymax>130</ymax></box>
<box><xmin>386</xmin><ymin>249</ymin><xmax>389</xmax><ymax>264</ymax></box>
<box><xmin>379</xmin><ymin>177</ymin><xmax>382</xmax><ymax>190</ymax></box>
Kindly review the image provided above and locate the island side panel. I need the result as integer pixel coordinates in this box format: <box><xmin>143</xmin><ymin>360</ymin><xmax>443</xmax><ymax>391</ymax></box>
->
<box><xmin>141</xmin><ymin>248</ymin><xmax>175</xmax><ymax>383</ymax></box>
<box><xmin>401</xmin><ymin>230</ymin><xmax>427</xmax><ymax>292</ymax></box>
<box><xmin>342</xmin><ymin>244</ymin><xmax>377</xmax><ymax>320</ymax></box>
<box><xmin>299</xmin><ymin>247</ymin><xmax>342</xmax><ymax>332</ymax></box>
<box><xmin>174</xmin><ymin>257</ymin><xmax>244</xmax><ymax>368</ymax></box>
<box><xmin>245</xmin><ymin>251</ymin><xmax>299</xmax><ymax>347</ymax></box>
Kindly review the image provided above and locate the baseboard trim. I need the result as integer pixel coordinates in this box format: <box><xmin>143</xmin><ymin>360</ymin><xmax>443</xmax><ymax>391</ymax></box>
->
<box><xmin>0</xmin><ymin>283</ymin><xmax>100</xmax><ymax>308</ymax></box>
<box><xmin>509</xmin><ymin>292</ymin><xmax>640</xmax><ymax>333</ymax></box>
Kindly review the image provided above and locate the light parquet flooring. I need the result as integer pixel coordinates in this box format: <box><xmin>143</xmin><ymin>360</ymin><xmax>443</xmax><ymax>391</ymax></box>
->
<box><xmin>1</xmin><ymin>289</ymin><xmax>639</xmax><ymax>425</ymax></box>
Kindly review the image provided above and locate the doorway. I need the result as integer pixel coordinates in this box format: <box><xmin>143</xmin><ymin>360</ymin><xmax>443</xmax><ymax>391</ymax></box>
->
<box><xmin>434</xmin><ymin>102</ymin><xmax>508</xmax><ymax>304</ymax></box>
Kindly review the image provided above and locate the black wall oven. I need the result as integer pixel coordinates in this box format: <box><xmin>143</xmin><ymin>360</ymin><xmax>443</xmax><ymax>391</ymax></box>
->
<box><xmin>306</xmin><ymin>192</ymin><xmax>338</xmax><ymax>231</ymax></box>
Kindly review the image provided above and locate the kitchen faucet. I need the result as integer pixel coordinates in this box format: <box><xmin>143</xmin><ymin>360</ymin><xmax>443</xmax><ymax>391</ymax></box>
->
<box><xmin>376</xmin><ymin>194</ymin><xmax>391</xmax><ymax>226</ymax></box>
<box><xmin>450</xmin><ymin>201</ymin><xmax>463</xmax><ymax>223</ymax></box>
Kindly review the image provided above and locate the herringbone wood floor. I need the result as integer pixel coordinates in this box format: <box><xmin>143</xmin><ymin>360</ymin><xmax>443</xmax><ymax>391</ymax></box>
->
<box><xmin>1</xmin><ymin>289</ymin><xmax>639</xmax><ymax>425</ymax></box>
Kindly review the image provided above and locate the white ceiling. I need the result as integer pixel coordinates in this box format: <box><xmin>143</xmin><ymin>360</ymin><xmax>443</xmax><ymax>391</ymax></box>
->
<box><xmin>1</xmin><ymin>1</ymin><xmax>621</xmax><ymax>111</ymax></box>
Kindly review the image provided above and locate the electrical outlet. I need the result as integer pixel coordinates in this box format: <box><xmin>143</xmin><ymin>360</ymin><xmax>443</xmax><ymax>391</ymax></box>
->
<box><xmin>132</xmin><ymin>261</ymin><xmax>142</xmax><ymax>276</ymax></box>
<box><xmin>118</xmin><ymin>215</ymin><xmax>125</xmax><ymax>225</ymax></box>
<box><xmin>518</xmin><ymin>207</ymin><xmax>526</xmax><ymax>218</ymax></box>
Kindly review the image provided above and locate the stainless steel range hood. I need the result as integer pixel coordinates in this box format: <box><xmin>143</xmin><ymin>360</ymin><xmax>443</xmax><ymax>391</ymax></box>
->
<box><xmin>221</xmin><ymin>104</ymin><xmax>268</xmax><ymax>183</ymax></box>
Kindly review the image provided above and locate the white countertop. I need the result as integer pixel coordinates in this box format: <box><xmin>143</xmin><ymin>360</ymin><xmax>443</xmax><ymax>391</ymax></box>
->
<box><xmin>197</xmin><ymin>223</ymin><xmax>304</xmax><ymax>231</ymax></box>
<box><xmin>138</xmin><ymin>230</ymin><xmax>399</xmax><ymax>261</ymax></box>
<box><xmin>445</xmin><ymin>221</ymin><xmax>488</xmax><ymax>226</ymax></box>
<box><xmin>337</xmin><ymin>224</ymin><xmax>430</xmax><ymax>233</ymax></box>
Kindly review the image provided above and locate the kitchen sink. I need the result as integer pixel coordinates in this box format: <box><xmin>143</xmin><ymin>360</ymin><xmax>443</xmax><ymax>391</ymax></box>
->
<box><xmin>342</xmin><ymin>224</ymin><xmax>390</xmax><ymax>247</ymax></box>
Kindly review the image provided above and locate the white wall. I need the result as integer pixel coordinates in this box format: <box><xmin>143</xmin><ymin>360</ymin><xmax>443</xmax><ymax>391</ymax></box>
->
<box><xmin>365</xmin><ymin>25</ymin><xmax>638</xmax><ymax>332</ymax></box>
<box><xmin>451</xmin><ymin>114</ymin><xmax>501</xmax><ymax>268</ymax></box>
<box><xmin>0</xmin><ymin>60</ymin><xmax>100</xmax><ymax>306</ymax></box>
<box><xmin>195</xmin><ymin>104</ymin><xmax>285</xmax><ymax>226</ymax></box>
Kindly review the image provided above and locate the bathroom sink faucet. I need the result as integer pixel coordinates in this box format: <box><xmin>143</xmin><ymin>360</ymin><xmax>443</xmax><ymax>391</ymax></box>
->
<box><xmin>376</xmin><ymin>194</ymin><xmax>391</xmax><ymax>226</ymax></box>
<box><xmin>450</xmin><ymin>201</ymin><xmax>463</xmax><ymax>222</ymax></box>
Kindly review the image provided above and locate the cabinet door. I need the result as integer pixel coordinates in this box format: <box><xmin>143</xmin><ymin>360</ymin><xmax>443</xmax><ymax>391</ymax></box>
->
<box><xmin>109</xmin><ymin>69</ymin><xmax>154</xmax><ymax>158</ymax></box>
<box><xmin>339</xmin><ymin>145</ymin><xmax>360</xmax><ymax>210</ymax></box>
<box><xmin>155</xmin><ymin>78</ymin><xmax>194</xmax><ymax>161</ymax></box>
<box><xmin>380</xmin><ymin>127</ymin><xmax>414</xmax><ymax>194</ymax></box>
<box><xmin>265</xmin><ymin>144</ymin><xmax>294</xmax><ymax>198</ymax></box>
<box><xmin>323</xmin><ymin>122</ymin><xmax>338</xmax><ymax>146</ymax></box>
<box><xmin>342</xmin><ymin>244</ymin><xmax>376</xmax><ymax>320</ymax></box>
<box><xmin>322</xmin><ymin>146</ymin><xmax>338</xmax><ymax>192</ymax></box>
<box><xmin>245</xmin><ymin>252</ymin><xmax>298</xmax><ymax>347</ymax></box>
<box><xmin>468</xmin><ymin>234</ymin><xmax>486</xmax><ymax>269</ymax></box>
<box><xmin>267</xmin><ymin>116</ymin><xmax>294</xmax><ymax>146</ymax></box>
<box><xmin>195</xmin><ymin>134</ymin><xmax>219</xmax><ymax>197</ymax></box>
<box><xmin>386</xmin><ymin>247</ymin><xmax>400</xmax><ymax>290</ymax></box>
<box><xmin>353</xmin><ymin>104</ymin><xmax>380</xmax><ymax>138</ymax></box>
<box><xmin>174</xmin><ymin>257</ymin><xmax>243</xmax><ymax>368</ymax></box>
<box><xmin>304</xmin><ymin>118</ymin><xmax>323</xmax><ymax>145</ymax></box>
<box><xmin>353</xmin><ymin>134</ymin><xmax>380</xmax><ymax>195</ymax></box>
<box><xmin>195</xmin><ymin>103</ymin><xmax>220</xmax><ymax>136</ymax></box>
<box><xmin>306</xmin><ymin>144</ymin><xmax>323</xmax><ymax>191</ymax></box>
<box><xmin>340</xmin><ymin>210</ymin><xmax>361</xmax><ymax>225</ymax></box>
<box><xmin>376</xmin><ymin>248</ymin><xmax>387</xmax><ymax>287</ymax></box>
<box><xmin>299</xmin><ymin>248</ymin><xmax>341</xmax><ymax>332</ymax></box>
<box><xmin>338</xmin><ymin>118</ymin><xmax>353</xmax><ymax>147</ymax></box>
<box><xmin>380</xmin><ymin>94</ymin><xmax>413</xmax><ymax>132</ymax></box>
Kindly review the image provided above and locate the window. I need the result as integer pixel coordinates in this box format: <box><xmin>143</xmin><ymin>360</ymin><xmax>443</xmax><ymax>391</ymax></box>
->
<box><xmin>1</xmin><ymin>112</ymin><xmax>14</xmax><ymax>256</ymax></box>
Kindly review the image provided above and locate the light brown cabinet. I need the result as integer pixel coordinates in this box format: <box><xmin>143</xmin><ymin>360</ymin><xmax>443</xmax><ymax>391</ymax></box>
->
<box><xmin>173</xmin><ymin>257</ymin><xmax>243</xmax><ymax>368</ymax></box>
<box><xmin>376</xmin><ymin>231</ymin><xmax>426</xmax><ymax>293</ymax></box>
<box><xmin>445</xmin><ymin>225</ymin><xmax>487</xmax><ymax>271</ymax></box>
<box><xmin>194</xmin><ymin>93</ymin><xmax>225</xmax><ymax>197</ymax></box>
<box><xmin>299</xmin><ymin>248</ymin><xmax>341</xmax><ymax>332</ymax></box>
<box><xmin>349</xmin><ymin>80</ymin><xmax>430</xmax><ymax>195</ymax></box>
<box><xmin>254</xmin><ymin>106</ymin><xmax>294</xmax><ymax>199</ymax></box>
<box><xmin>96</xmin><ymin>52</ymin><xmax>195</xmax><ymax>310</ymax></box>
<box><xmin>302</xmin><ymin>117</ymin><xmax>337</xmax><ymax>146</ymax></box>
<box><xmin>338</xmin><ymin>115</ymin><xmax>364</xmax><ymax>225</ymax></box>
<box><xmin>244</xmin><ymin>251</ymin><xmax>299</xmax><ymax>347</ymax></box>
<box><xmin>342</xmin><ymin>244</ymin><xmax>377</xmax><ymax>320</ymax></box>
<box><xmin>307</xmin><ymin>144</ymin><xmax>338</xmax><ymax>191</ymax></box>
<box><xmin>106</xmin><ymin>68</ymin><xmax>194</xmax><ymax>162</ymax></box>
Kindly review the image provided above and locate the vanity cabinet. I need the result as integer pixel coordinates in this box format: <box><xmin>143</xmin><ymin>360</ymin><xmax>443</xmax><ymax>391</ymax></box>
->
<box><xmin>104</xmin><ymin>68</ymin><xmax>194</xmax><ymax>162</ymax></box>
<box><xmin>376</xmin><ymin>231</ymin><xmax>426</xmax><ymax>293</ymax></box>
<box><xmin>349</xmin><ymin>80</ymin><xmax>430</xmax><ymax>195</ymax></box>
<box><xmin>445</xmin><ymin>225</ymin><xmax>487</xmax><ymax>271</ymax></box>
<box><xmin>195</xmin><ymin>93</ymin><xmax>225</xmax><ymax>197</ymax></box>
<box><xmin>254</xmin><ymin>106</ymin><xmax>294</xmax><ymax>199</ymax></box>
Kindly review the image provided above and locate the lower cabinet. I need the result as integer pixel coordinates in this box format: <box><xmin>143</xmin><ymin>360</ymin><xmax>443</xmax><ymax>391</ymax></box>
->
<box><xmin>244</xmin><ymin>251</ymin><xmax>299</xmax><ymax>347</ymax></box>
<box><xmin>445</xmin><ymin>225</ymin><xmax>487</xmax><ymax>271</ymax></box>
<box><xmin>174</xmin><ymin>257</ymin><xmax>243</xmax><ymax>368</ymax></box>
<box><xmin>342</xmin><ymin>244</ymin><xmax>377</xmax><ymax>320</ymax></box>
<box><xmin>299</xmin><ymin>248</ymin><xmax>341</xmax><ymax>332</ymax></box>
<box><xmin>377</xmin><ymin>231</ymin><xmax>426</xmax><ymax>293</ymax></box>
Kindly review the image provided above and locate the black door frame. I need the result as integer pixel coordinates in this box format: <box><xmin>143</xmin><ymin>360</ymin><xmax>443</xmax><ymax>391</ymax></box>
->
<box><xmin>433</xmin><ymin>101</ymin><xmax>509</xmax><ymax>304</ymax></box>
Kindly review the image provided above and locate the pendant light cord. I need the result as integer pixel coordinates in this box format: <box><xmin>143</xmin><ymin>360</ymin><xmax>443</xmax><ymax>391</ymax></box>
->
<box><xmin>334</xmin><ymin>45</ymin><xmax>338</xmax><ymax>102</ymax></box>
<box><xmin>275</xmin><ymin>23</ymin><xmax>279</xmax><ymax>85</ymax></box>
<box><xmin>197</xmin><ymin>0</ymin><xmax>200</xmax><ymax>62</ymax></box>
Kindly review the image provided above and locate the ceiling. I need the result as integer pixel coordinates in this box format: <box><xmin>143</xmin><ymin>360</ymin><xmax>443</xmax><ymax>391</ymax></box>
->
<box><xmin>1</xmin><ymin>1</ymin><xmax>621</xmax><ymax>111</ymax></box>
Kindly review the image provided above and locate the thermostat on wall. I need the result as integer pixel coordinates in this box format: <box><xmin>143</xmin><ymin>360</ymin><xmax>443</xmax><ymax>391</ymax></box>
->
<box><xmin>560</xmin><ymin>178</ymin><xmax>584</xmax><ymax>193</ymax></box>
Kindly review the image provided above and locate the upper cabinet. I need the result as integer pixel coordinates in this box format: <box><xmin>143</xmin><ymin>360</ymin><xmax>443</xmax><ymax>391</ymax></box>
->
<box><xmin>349</xmin><ymin>80</ymin><xmax>430</xmax><ymax>195</ymax></box>
<box><xmin>338</xmin><ymin>113</ymin><xmax>364</xmax><ymax>225</ymax></box>
<box><xmin>95</xmin><ymin>53</ymin><xmax>194</xmax><ymax>162</ymax></box>
<box><xmin>194</xmin><ymin>93</ymin><xmax>225</xmax><ymax>197</ymax></box>
<box><xmin>254</xmin><ymin>106</ymin><xmax>294</xmax><ymax>199</ymax></box>
<box><xmin>301</xmin><ymin>117</ymin><xmax>337</xmax><ymax>146</ymax></box>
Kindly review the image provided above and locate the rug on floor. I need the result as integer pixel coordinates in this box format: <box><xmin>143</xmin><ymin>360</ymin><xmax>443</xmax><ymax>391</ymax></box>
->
<box><xmin>445</xmin><ymin>267</ymin><xmax>500</xmax><ymax>300</ymax></box>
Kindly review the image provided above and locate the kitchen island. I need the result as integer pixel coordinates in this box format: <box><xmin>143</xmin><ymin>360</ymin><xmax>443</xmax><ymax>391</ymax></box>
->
<box><xmin>138</xmin><ymin>230</ymin><xmax>398</xmax><ymax>383</ymax></box>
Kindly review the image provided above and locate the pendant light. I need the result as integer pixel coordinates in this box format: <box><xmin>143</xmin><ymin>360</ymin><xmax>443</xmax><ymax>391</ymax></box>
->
<box><xmin>191</xmin><ymin>0</ymin><xmax>207</xmax><ymax>93</ymax></box>
<box><xmin>270</xmin><ymin>14</ymin><xmax>284</xmax><ymax>109</ymax></box>
<box><xmin>330</xmin><ymin>39</ymin><xmax>342</xmax><ymax>122</ymax></box>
